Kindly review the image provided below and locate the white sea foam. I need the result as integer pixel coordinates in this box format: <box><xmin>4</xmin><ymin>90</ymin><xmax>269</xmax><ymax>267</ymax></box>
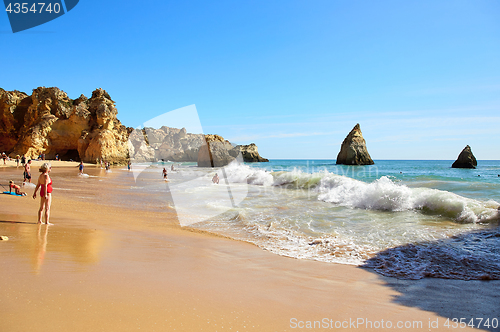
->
<box><xmin>223</xmin><ymin>162</ymin><xmax>274</xmax><ymax>186</ymax></box>
<box><xmin>187</xmin><ymin>161</ymin><xmax>500</xmax><ymax>280</ymax></box>
<box><xmin>317</xmin><ymin>175</ymin><xmax>499</xmax><ymax>223</ymax></box>
<box><xmin>223</xmin><ymin>163</ymin><xmax>499</xmax><ymax>223</ymax></box>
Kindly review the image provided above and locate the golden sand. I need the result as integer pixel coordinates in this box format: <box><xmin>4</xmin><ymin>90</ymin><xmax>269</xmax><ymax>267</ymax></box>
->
<box><xmin>0</xmin><ymin>164</ymin><xmax>487</xmax><ymax>331</ymax></box>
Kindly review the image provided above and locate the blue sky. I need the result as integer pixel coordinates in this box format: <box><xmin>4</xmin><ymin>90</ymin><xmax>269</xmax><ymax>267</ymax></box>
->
<box><xmin>1</xmin><ymin>0</ymin><xmax>499</xmax><ymax>159</ymax></box>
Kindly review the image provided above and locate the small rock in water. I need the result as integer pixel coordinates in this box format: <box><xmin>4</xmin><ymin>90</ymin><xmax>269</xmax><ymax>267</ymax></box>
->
<box><xmin>0</xmin><ymin>236</ymin><xmax>9</xmax><ymax>241</ymax></box>
<box><xmin>309</xmin><ymin>239</ymin><xmax>322</xmax><ymax>245</ymax></box>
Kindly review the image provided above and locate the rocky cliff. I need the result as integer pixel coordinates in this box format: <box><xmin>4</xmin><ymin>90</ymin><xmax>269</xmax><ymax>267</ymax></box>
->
<box><xmin>2</xmin><ymin>87</ymin><xmax>268</xmax><ymax>166</ymax></box>
<box><xmin>197</xmin><ymin>134</ymin><xmax>240</xmax><ymax>167</ymax></box>
<box><xmin>128</xmin><ymin>126</ymin><xmax>205</xmax><ymax>162</ymax></box>
<box><xmin>452</xmin><ymin>145</ymin><xmax>477</xmax><ymax>169</ymax></box>
<box><xmin>0</xmin><ymin>87</ymin><xmax>131</xmax><ymax>163</ymax></box>
<box><xmin>239</xmin><ymin>143</ymin><xmax>269</xmax><ymax>162</ymax></box>
<box><xmin>129</xmin><ymin>126</ymin><xmax>268</xmax><ymax>166</ymax></box>
<box><xmin>336</xmin><ymin>123</ymin><xmax>374</xmax><ymax>165</ymax></box>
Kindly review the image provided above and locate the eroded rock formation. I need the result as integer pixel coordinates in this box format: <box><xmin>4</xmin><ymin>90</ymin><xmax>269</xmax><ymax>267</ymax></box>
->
<box><xmin>128</xmin><ymin>126</ymin><xmax>205</xmax><ymax>162</ymax></box>
<box><xmin>336</xmin><ymin>123</ymin><xmax>374</xmax><ymax>165</ymax></box>
<box><xmin>2</xmin><ymin>86</ymin><xmax>268</xmax><ymax>166</ymax></box>
<box><xmin>0</xmin><ymin>87</ymin><xmax>131</xmax><ymax>163</ymax></box>
<box><xmin>452</xmin><ymin>145</ymin><xmax>477</xmax><ymax>169</ymax></box>
<box><xmin>197</xmin><ymin>134</ymin><xmax>240</xmax><ymax>167</ymax></box>
<box><xmin>129</xmin><ymin>127</ymin><xmax>268</xmax><ymax>167</ymax></box>
<box><xmin>239</xmin><ymin>143</ymin><xmax>269</xmax><ymax>162</ymax></box>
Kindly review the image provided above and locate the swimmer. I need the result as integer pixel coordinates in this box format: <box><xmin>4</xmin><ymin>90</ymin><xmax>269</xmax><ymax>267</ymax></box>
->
<box><xmin>9</xmin><ymin>180</ymin><xmax>26</xmax><ymax>196</ymax></box>
<box><xmin>212</xmin><ymin>173</ymin><xmax>219</xmax><ymax>184</ymax></box>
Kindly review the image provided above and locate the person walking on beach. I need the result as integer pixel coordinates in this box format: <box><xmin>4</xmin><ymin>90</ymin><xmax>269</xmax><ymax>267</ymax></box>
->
<box><xmin>21</xmin><ymin>154</ymin><xmax>26</xmax><ymax>167</ymax></box>
<box><xmin>78</xmin><ymin>161</ymin><xmax>84</xmax><ymax>175</ymax></box>
<box><xmin>9</xmin><ymin>180</ymin><xmax>26</xmax><ymax>196</ymax></box>
<box><xmin>24</xmin><ymin>159</ymin><xmax>32</xmax><ymax>184</ymax></box>
<box><xmin>2</xmin><ymin>152</ymin><xmax>6</xmax><ymax>165</ymax></box>
<box><xmin>212</xmin><ymin>173</ymin><xmax>219</xmax><ymax>184</ymax></box>
<box><xmin>15</xmin><ymin>155</ymin><xmax>20</xmax><ymax>167</ymax></box>
<box><xmin>33</xmin><ymin>163</ymin><xmax>52</xmax><ymax>225</ymax></box>
<box><xmin>127</xmin><ymin>161</ymin><xmax>131</xmax><ymax>171</ymax></box>
<box><xmin>162</xmin><ymin>168</ymin><xmax>168</xmax><ymax>180</ymax></box>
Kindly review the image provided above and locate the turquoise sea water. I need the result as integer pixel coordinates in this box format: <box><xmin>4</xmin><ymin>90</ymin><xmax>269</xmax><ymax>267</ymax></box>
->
<box><xmin>118</xmin><ymin>159</ymin><xmax>500</xmax><ymax>280</ymax></box>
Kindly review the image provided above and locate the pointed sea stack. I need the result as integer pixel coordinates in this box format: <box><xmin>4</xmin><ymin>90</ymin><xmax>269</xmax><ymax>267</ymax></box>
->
<box><xmin>336</xmin><ymin>124</ymin><xmax>374</xmax><ymax>165</ymax></box>
<box><xmin>452</xmin><ymin>145</ymin><xmax>477</xmax><ymax>169</ymax></box>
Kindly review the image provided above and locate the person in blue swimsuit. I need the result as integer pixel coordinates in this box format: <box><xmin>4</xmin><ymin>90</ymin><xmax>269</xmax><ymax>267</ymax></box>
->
<box><xmin>78</xmin><ymin>161</ymin><xmax>84</xmax><ymax>175</ymax></box>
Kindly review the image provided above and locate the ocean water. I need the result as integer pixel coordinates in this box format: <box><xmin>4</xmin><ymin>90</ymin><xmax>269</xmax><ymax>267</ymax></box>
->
<box><xmin>91</xmin><ymin>160</ymin><xmax>500</xmax><ymax>280</ymax></box>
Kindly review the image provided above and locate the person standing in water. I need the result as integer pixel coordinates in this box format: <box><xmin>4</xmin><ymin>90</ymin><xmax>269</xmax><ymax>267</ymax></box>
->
<box><xmin>162</xmin><ymin>168</ymin><xmax>167</xmax><ymax>180</ymax></box>
<box><xmin>33</xmin><ymin>163</ymin><xmax>52</xmax><ymax>224</ymax></box>
<box><xmin>78</xmin><ymin>161</ymin><xmax>84</xmax><ymax>175</ymax></box>
<box><xmin>212</xmin><ymin>173</ymin><xmax>219</xmax><ymax>184</ymax></box>
<box><xmin>23</xmin><ymin>159</ymin><xmax>32</xmax><ymax>184</ymax></box>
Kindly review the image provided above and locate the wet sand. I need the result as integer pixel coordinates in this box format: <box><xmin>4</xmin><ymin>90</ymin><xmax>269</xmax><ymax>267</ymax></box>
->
<box><xmin>1</xmin><ymin>164</ymin><xmax>497</xmax><ymax>331</ymax></box>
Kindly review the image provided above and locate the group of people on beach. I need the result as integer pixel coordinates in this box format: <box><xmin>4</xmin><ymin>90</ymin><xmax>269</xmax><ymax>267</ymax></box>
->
<box><xmin>98</xmin><ymin>158</ymin><xmax>112</xmax><ymax>171</ymax></box>
<box><xmin>6</xmin><ymin>157</ymin><xmax>32</xmax><ymax>196</ymax></box>
<box><xmin>6</xmin><ymin>162</ymin><xmax>52</xmax><ymax>224</ymax></box>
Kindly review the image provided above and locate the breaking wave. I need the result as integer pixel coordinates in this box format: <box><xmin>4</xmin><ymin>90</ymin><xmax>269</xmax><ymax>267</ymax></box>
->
<box><xmin>224</xmin><ymin>162</ymin><xmax>500</xmax><ymax>223</ymax></box>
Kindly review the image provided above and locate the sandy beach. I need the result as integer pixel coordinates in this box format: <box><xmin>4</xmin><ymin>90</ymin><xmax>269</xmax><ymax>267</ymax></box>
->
<box><xmin>1</xmin><ymin>163</ymin><xmax>498</xmax><ymax>332</ymax></box>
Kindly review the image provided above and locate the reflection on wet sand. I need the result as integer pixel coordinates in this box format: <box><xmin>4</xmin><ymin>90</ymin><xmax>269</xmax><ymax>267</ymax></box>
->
<box><xmin>34</xmin><ymin>223</ymin><xmax>48</xmax><ymax>274</ymax></box>
<box><xmin>0</xmin><ymin>220</ymin><xmax>107</xmax><ymax>273</ymax></box>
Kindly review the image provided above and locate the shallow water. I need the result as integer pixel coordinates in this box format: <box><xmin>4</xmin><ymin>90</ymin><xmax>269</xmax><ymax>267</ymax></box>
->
<box><xmin>46</xmin><ymin>160</ymin><xmax>500</xmax><ymax>280</ymax></box>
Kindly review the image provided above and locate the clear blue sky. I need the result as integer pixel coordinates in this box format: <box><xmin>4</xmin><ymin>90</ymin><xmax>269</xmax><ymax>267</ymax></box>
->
<box><xmin>2</xmin><ymin>0</ymin><xmax>499</xmax><ymax>159</ymax></box>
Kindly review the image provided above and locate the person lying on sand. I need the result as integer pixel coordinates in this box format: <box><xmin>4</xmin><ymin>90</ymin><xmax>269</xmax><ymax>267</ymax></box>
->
<box><xmin>9</xmin><ymin>180</ymin><xmax>26</xmax><ymax>196</ymax></box>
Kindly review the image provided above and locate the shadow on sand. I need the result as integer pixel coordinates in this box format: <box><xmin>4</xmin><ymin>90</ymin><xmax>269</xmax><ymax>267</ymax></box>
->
<box><xmin>363</xmin><ymin>226</ymin><xmax>500</xmax><ymax>331</ymax></box>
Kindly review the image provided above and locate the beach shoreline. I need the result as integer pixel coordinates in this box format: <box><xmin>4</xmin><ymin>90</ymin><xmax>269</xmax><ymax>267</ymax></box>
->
<box><xmin>0</xmin><ymin>165</ymin><xmax>497</xmax><ymax>331</ymax></box>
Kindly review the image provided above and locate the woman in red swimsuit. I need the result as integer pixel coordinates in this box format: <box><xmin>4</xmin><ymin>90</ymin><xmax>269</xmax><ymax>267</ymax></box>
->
<box><xmin>33</xmin><ymin>162</ymin><xmax>52</xmax><ymax>224</ymax></box>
